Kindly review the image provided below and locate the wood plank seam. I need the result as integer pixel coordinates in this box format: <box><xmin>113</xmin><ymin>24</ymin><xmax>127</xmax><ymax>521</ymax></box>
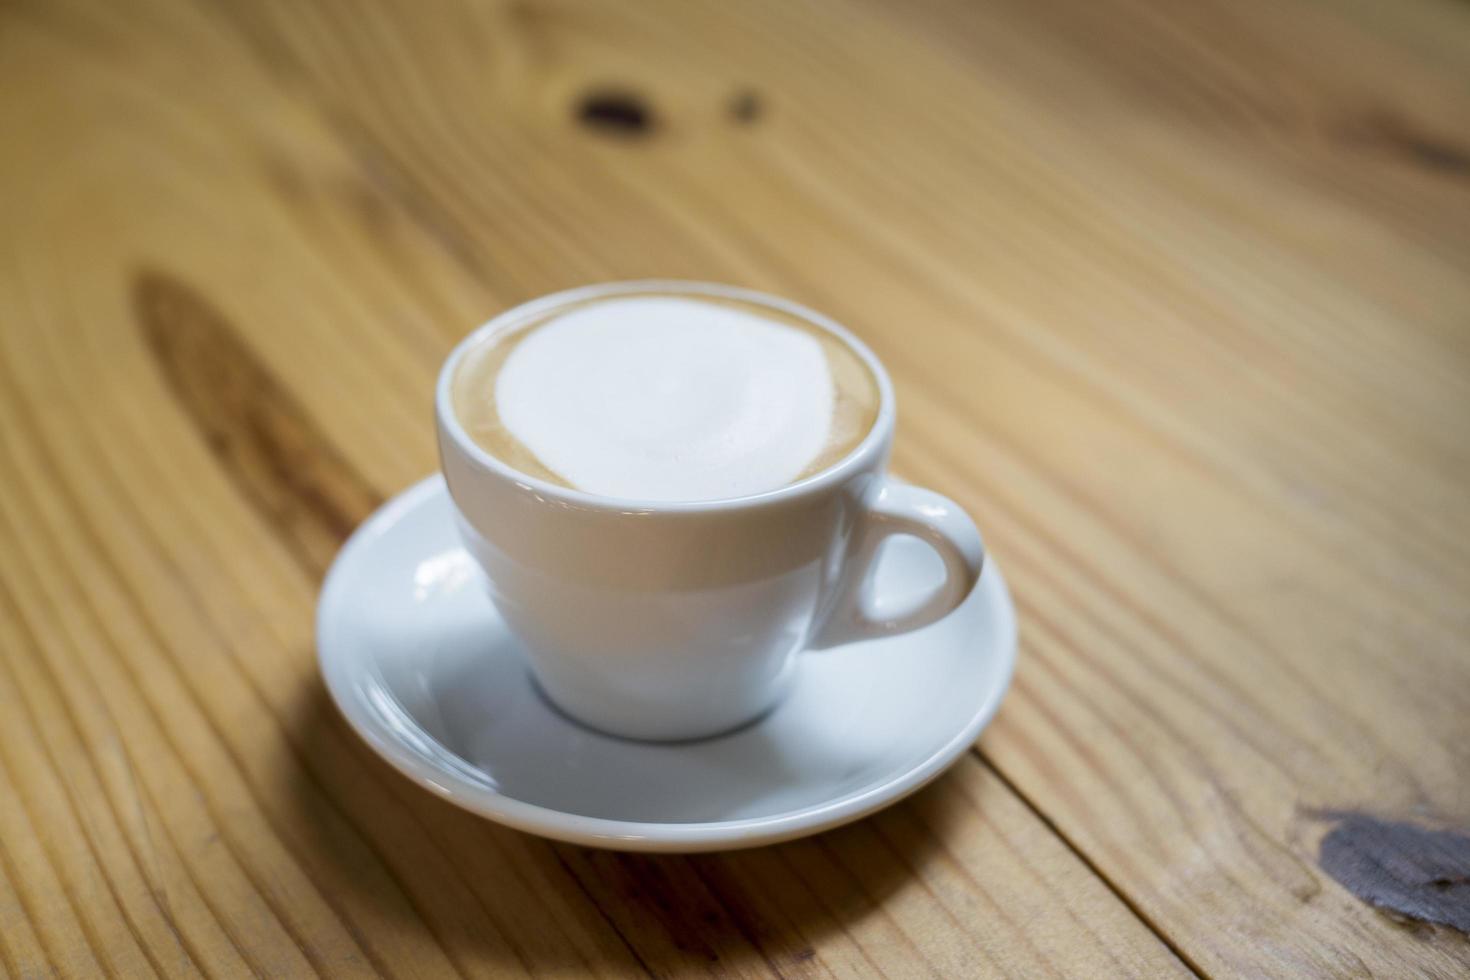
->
<box><xmin>976</xmin><ymin>752</ymin><xmax>1207</xmax><ymax>979</ymax></box>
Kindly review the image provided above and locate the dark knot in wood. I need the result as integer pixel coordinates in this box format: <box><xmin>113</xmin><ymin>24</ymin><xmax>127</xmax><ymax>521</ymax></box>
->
<box><xmin>576</xmin><ymin>90</ymin><xmax>654</xmax><ymax>137</ymax></box>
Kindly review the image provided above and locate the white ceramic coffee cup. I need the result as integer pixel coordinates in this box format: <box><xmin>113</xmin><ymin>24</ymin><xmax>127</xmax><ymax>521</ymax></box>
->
<box><xmin>436</xmin><ymin>281</ymin><xmax>985</xmax><ymax>741</ymax></box>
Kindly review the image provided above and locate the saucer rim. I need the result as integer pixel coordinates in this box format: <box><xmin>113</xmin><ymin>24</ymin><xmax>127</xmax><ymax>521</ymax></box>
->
<box><xmin>318</xmin><ymin>475</ymin><xmax>1017</xmax><ymax>853</ymax></box>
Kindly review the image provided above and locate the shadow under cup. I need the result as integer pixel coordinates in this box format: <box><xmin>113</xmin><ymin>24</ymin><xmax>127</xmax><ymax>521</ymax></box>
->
<box><xmin>435</xmin><ymin>280</ymin><xmax>902</xmax><ymax>741</ymax></box>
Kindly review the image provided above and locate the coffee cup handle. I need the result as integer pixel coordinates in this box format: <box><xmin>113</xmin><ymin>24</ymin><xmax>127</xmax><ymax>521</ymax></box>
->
<box><xmin>807</xmin><ymin>478</ymin><xmax>985</xmax><ymax>650</ymax></box>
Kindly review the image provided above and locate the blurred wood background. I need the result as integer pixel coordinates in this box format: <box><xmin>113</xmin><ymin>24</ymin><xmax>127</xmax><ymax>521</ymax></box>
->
<box><xmin>2</xmin><ymin>0</ymin><xmax>1469</xmax><ymax>975</ymax></box>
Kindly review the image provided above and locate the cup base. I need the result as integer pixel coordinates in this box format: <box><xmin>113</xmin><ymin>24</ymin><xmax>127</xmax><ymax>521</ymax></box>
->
<box><xmin>527</xmin><ymin>663</ymin><xmax>796</xmax><ymax>742</ymax></box>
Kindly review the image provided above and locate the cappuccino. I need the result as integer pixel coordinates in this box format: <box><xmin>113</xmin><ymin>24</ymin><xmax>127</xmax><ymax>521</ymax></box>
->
<box><xmin>452</xmin><ymin>294</ymin><xmax>879</xmax><ymax>502</ymax></box>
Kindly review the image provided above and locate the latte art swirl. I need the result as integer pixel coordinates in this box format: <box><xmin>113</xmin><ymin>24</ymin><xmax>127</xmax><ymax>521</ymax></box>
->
<box><xmin>452</xmin><ymin>295</ymin><xmax>878</xmax><ymax>502</ymax></box>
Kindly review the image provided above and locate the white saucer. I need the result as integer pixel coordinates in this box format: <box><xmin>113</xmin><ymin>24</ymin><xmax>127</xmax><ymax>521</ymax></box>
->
<box><xmin>318</xmin><ymin>476</ymin><xmax>1016</xmax><ymax>852</ymax></box>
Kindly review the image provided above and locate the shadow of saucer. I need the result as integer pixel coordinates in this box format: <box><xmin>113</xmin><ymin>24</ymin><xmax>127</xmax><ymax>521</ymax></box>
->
<box><xmin>281</xmin><ymin>676</ymin><xmax>970</xmax><ymax>974</ymax></box>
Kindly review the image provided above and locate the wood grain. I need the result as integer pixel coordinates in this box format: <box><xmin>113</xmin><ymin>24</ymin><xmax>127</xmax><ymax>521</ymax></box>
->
<box><xmin>0</xmin><ymin>0</ymin><xmax>1467</xmax><ymax>975</ymax></box>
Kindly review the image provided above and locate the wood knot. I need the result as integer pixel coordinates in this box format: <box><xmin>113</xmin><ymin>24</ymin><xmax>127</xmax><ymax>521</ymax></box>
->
<box><xmin>134</xmin><ymin>269</ymin><xmax>381</xmax><ymax>577</ymax></box>
<box><xmin>1335</xmin><ymin>111</ymin><xmax>1470</xmax><ymax>177</ymax></box>
<box><xmin>576</xmin><ymin>89</ymin><xmax>653</xmax><ymax>137</ymax></box>
<box><xmin>729</xmin><ymin>89</ymin><xmax>762</xmax><ymax>124</ymax></box>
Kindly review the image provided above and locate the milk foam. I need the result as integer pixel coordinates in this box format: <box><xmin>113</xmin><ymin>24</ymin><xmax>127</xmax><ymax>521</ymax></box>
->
<box><xmin>494</xmin><ymin>297</ymin><xmax>836</xmax><ymax>501</ymax></box>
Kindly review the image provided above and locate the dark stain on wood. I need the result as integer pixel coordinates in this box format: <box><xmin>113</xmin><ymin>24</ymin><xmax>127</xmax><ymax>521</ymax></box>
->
<box><xmin>134</xmin><ymin>270</ymin><xmax>382</xmax><ymax>578</ymax></box>
<box><xmin>729</xmin><ymin>89</ymin><xmax>762</xmax><ymax>124</ymax></box>
<box><xmin>576</xmin><ymin>89</ymin><xmax>654</xmax><ymax>136</ymax></box>
<box><xmin>1310</xmin><ymin>810</ymin><xmax>1470</xmax><ymax>934</ymax></box>
<box><xmin>1337</xmin><ymin>112</ymin><xmax>1470</xmax><ymax>176</ymax></box>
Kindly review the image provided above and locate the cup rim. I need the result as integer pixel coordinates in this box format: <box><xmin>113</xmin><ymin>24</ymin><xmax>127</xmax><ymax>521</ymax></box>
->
<box><xmin>435</xmin><ymin>279</ymin><xmax>896</xmax><ymax>513</ymax></box>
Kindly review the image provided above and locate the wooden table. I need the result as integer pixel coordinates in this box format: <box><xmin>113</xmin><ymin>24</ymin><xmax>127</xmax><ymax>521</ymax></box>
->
<box><xmin>3</xmin><ymin>0</ymin><xmax>1468</xmax><ymax>975</ymax></box>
